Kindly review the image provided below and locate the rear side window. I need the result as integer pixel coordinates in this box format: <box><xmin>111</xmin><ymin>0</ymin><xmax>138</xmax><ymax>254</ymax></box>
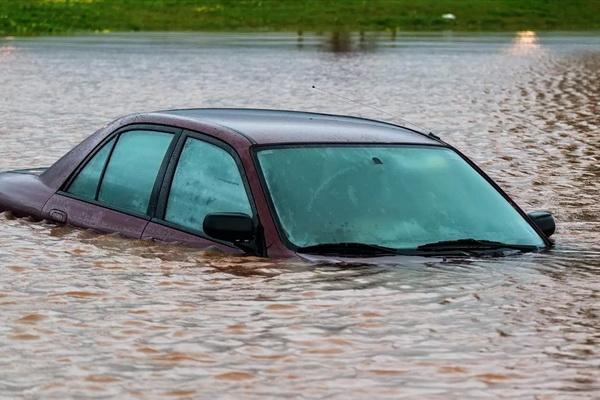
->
<box><xmin>164</xmin><ymin>137</ymin><xmax>252</xmax><ymax>233</ymax></box>
<box><xmin>68</xmin><ymin>137</ymin><xmax>116</xmax><ymax>200</ymax></box>
<box><xmin>67</xmin><ymin>130</ymin><xmax>174</xmax><ymax>216</ymax></box>
<box><xmin>98</xmin><ymin>131</ymin><xmax>173</xmax><ymax>215</ymax></box>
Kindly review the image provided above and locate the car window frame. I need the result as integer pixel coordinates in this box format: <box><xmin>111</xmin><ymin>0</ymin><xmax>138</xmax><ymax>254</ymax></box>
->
<box><xmin>59</xmin><ymin>124</ymin><xmax>182</xmax><ymax>221</ymax></box>
<box><xmin>252</xmin><ymin>142</ymin><xmax>553</xmax><ymax>251</ymax></box>
<box><xmin>150</xmin><ymin>129</ymin><xmax>259</xmax><ymax>246</ymax></box>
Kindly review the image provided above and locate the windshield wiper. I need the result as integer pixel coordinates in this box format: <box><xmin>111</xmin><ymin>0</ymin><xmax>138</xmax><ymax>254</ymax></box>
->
<box><xmin>417</xmin><ymin>238</ymin><xmax>537</xmax><ymax>252</ymax></box>
<box><xmin>297</xmin><ymin>239</ymin><xmax>538</xmax><ymax>257</ymax></box>
<box><xmin>296</xmin><ymin>242</ymin><xmax>402</xmax><ymax>257</ymax></box>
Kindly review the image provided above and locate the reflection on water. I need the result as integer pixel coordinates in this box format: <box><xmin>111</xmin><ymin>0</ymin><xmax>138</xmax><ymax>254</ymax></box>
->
<box><xmin>0</xmin><ymin>44</ymin><xmax>16</xmax><ymax>57</ymax></box>
<box><xmin>507</xmin><ymin>31</ymin><xmax>542</xmax><ymax>55</ymax></box>
<box><xmin>324</xmin><ymin>31</ymin><xmax>378</xmax><ymax>53</ymax></box>
<box><xmin>0</xmin><ymin>32</ymin><xmax>599</xmax><ymax>399</ymax></box>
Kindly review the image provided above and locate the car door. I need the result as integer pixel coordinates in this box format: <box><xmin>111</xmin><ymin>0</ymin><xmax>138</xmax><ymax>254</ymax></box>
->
<box><xmin>43</xmin><ymin>125</ymin><xmax>180</xmax><ymax>238</ymax></box>
<box><xmin>141</xmin><ymin>131</ymin><xmax>257</xmax><ymax>254</ymax></box>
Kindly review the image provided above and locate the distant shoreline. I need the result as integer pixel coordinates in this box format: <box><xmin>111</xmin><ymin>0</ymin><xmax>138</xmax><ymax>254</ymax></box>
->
<box><xmin>1</xmin><ymin>0</ymin><xmax>599</xmax><ymax>37</ymax></box>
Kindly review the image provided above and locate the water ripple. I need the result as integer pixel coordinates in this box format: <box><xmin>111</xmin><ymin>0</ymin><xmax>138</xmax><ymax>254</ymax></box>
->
<box><xmin>0</xmin><ymin>33</ymin><xmax>599</xmax><ymax>399</ymax></box>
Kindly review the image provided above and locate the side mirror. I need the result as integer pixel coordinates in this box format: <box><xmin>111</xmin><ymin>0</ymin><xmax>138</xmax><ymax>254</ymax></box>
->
<box><xmin>203</xmin><ymin>212</ymin><xmax>255</xmax><ymax>243</ymax></box>
<box><xmin>528</xmin><ymin>210</ymin><xmax>555</xmax><ymax>238</ymax></box>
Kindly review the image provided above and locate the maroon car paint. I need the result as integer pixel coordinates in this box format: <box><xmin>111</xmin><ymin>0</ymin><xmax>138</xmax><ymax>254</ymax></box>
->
<box><xmin>141</xmin><ymin>221</ymin><xmax>245</xmax><ymax>254</ymax></box>
<box><xmin>0</xmin><ymin>172</ymin><xmax>54</xmax><ymax>219</ymax></box>
<box><xmin>43</xmin><ymin>194</ymin><xmax>149</xmax><ymax>239</ymax></box>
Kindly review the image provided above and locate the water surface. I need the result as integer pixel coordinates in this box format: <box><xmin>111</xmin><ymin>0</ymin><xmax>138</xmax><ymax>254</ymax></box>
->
<box><xmin>0</xmin><ymin>32</ymin><xmax>599</xmax><ymax>399</ymax></box>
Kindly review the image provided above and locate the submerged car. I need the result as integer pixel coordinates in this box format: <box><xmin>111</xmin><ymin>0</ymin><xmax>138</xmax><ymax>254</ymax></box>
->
<box><xmin>0</xmin><ymin>108</ymin><xmax>555</xmax><ymax>259</ymax></box>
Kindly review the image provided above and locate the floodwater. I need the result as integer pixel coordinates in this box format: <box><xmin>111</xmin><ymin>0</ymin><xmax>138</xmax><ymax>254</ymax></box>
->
<box><xmin>0</xmin><ymin>32</ymin><xmax>599</xmax><ymax>399</ymax></box>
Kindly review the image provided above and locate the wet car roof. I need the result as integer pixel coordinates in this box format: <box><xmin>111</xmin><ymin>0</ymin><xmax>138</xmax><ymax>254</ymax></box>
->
<box><xmin>153</xmin><ymin>108</ymin><xmax>439</xmax><ymax>145</ymax></box>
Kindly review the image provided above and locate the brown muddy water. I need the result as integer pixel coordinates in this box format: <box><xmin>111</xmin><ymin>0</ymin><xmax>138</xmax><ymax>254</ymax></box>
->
<box><xmin>0</xmin><ymin>32</ymin><xmax>599</xmax><ymax>399</ymax></box>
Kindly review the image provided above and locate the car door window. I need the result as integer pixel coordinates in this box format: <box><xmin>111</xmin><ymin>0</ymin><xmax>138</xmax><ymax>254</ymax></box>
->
<box><xmin>164</xmin><ymin>137</ymin><xmax>252</xmax><ymax>233</ymax></box>
<box><xmin>98</xmin><ymin>130</ymin><xmax>173</xmax><ymax>215</ymax></box>
<box><xmin>68</xmin><ymin>137</ymin><xmax>116</xmax><ymax>200</ymax></box>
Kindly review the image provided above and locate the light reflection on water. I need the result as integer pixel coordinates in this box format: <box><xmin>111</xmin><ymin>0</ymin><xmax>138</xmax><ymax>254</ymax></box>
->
<box><xmin>0</xmin><ymin>32</ymin><xmax>599</xmax><ymax>398</ymax></box>
<box><xmin>507</xmin><ymin>31</ymin><xmax>542</xmax><ymax>55</ymax></box>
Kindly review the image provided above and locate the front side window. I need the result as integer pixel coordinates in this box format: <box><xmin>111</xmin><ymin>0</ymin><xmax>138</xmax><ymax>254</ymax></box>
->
<box><xmin>67</xmin><ymin>130</ymin><xmax>174</xmax><ymax>216</ymax></box>
<box><xmin>257</xmin><ymin>145</ymin><xmax>545</xmax><ymax>249</ymax></box>
<box><xmin>164</xmin><ymin>137</ymin><xmax>252</xmax><ymax>233</ymax></box>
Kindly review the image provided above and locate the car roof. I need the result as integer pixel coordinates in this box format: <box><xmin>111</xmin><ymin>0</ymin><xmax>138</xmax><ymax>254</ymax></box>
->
<box><xmin>151</xmin><ymin>108</ymin><xmax>439</xmax><ymax>145</ymax></box>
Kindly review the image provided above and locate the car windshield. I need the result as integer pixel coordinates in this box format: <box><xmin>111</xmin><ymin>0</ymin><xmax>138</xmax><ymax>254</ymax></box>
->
<box><xmin>256</xmin><ymin>145</ymin><xmax>546</xmax><ymax>250</ymax></box>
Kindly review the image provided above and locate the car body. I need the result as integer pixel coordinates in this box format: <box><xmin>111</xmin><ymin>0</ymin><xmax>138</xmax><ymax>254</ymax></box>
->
<box><xmin>0</xmin><ymin>108</ymin><xmax>555</xmax><ymax>259</ymax></box>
